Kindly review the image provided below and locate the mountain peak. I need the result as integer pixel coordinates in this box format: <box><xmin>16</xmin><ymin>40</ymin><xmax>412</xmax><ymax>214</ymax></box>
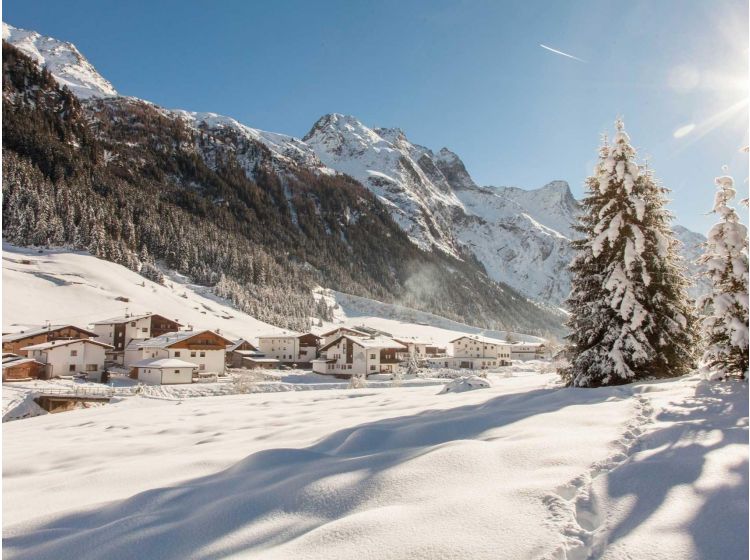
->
<box><xmin>2</xmin><ymin>21</ymin><xmax>117</xmax><ymax>99</ymax></box>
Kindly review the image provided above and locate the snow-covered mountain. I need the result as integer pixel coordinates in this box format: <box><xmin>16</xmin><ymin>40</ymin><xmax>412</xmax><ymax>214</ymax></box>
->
<box><xmin>2</xmin><ymin>21</ymin><xmax>707</xmax><ymax>308</ymax></box>
<box><xmin>2</xmin><ymin>22</ymin><xmax>116</xmax><ymax>99</ymax></box>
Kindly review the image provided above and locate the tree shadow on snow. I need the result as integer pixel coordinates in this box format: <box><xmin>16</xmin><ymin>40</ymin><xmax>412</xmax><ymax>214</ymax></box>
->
<box><xmin>601</xmin><ymin>380</ymin><xmax>748</xmax><ymax>558</ymax></box>
<box><xmin>4</xmin><ymin>385</ymin><xmax>620</xmax><ymax>560</ymax></box>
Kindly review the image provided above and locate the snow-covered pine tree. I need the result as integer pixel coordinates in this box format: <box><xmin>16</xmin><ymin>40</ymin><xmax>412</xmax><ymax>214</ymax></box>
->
<box><xmin>560</xmin><ymin>119</ymin><xmax>698</xmax><ymax>387</ymax></box>
<box><xmin>697</xmin><ymin>171</ymin><xmax>749</xmax><ymax>379</ymax></box>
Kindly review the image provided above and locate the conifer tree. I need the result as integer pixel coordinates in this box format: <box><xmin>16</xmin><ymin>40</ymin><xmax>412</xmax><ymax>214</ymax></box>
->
<box><xmin>697</xmin><ymin>171</ymin><xmax>749</xmax><ymax>379</ymax></box>
<box><xmin>560</xmin><ymin>119</ymin><xmax>698</xmax><ymax>387</ymax></box>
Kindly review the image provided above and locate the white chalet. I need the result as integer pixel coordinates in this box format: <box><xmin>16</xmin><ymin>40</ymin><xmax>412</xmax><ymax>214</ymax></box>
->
<box><xmin>436</xmin><ymin>334</ymin><xmax>512</xmax><ymax>370</ymax></box>
<box><xmin>91</xmin><ymin>313</ymin><xmax>182</xmax><ymax>363</ymax></box>
<box><xmin>394</xmin><ymin>338</ymin><xmax>446</xmax><ymax>360</ymax></box>
<box><xmin>22</xmin><ymin>338</ymin><xmax>113</xmax><ymax>381</ymax></box>
<box><xmin>313</xmin><ymin>335</ymin><xmax>406</xmax><ymax>377</ymax></box>
<box><xmin>131</xmin><ymin>358</ymin><xmax>198</xmax><ymax>385</ymax></box>
<box><xmin>125</xmin><ymin>330</ymin><xmax>233</xmax><ymax>374</ymax></box>
<box><xmin>257</xmin><ymin>332</ymin><xmax>321</xmax><ymax>365</ymax></box>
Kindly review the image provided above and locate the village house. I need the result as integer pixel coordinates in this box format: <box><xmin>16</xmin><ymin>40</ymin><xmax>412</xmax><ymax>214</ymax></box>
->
<box><xmin>2</xmin><ymin>354</ymin><xmax>45</xmax><ymax>381</ymax></box>
<box><xmin>510</xmin><ymin>342</ymin><xmax>549</xmax><ymax>361</ymax></box>
<box><xmin>2</xmin><ymin>325</ymin><xmax>99</xmax><ymax>356</ymax></box>
<box><xmin>21</xmin><ymin>338</ymin><xmax>113</xmax><ymax>381</ymax></box>
<box><xmin>313</xmin><ymin>335</ymin><xmax>407</xmax><ymax>377</ymax></box>
<box><xmin>125</xmin><ymin>330</ymin><xmax>233</xmax><ymax>375</ymax></box>
<box><xmin>319</xmin><ymin>327</ymin><xmax>369</xmax><ymax>347</ymax></box>
<box><xmin>91</xmin><ymin>313</ymin><xmax>183</xmax><ymax>364</ymax></box>
<box><xmin>257</xmin><ymin>332</ymin><xmax>321</xmax><ymax>366</ymax></box>
<box><xmin>130</xmin><ymin>358</ymin><xmax>198</xmax><ymax>385</ymax></box>
<box><xmin>226</xmin><ymin>339</ymin><xmax>259</xmax><ymax>368</ymax></box>
<box><xmin>240</xmin><ymin>356</ymin><xmax>281</xmax><ymax>370</ymax></box>
<box><xmin>394</xmin><ymin>338</ymin><xmax>447</xmax><ymax>360</ymax></box>
<box><xmin>434</xmin><ymin>334</ymin><xmax>512</xmax><ymax>370</ymax></box>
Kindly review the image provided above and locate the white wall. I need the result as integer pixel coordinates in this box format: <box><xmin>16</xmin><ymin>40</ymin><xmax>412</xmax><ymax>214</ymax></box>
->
<box><xmin>258</xmin><ymin>337</ymin><xmax>298</xmax><ymax>362</ymax></box>
<box><xmin>166</xmin><ymin>348</ymin><xmax>224</xmax><ymax>373</ymax></box>
<box><xmin>30</xmin><ymin>342</ymin><xmax>107</xmax><ymax>379</ymax></box>
<box><xmin>137</xmin><ymin>366</ymin><xmax>193</xmax><ymax>385</ymax></box>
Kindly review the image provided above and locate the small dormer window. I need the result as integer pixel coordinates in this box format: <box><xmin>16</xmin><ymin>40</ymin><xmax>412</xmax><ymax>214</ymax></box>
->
<box><xmin>130</xmin><ymin>322</ymin><xmax>136</xmax><ymax>327</ymax></box>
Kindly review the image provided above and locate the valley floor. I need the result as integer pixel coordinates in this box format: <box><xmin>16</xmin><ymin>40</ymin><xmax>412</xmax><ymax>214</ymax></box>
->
<box><xmin>2</xmin><ymin>365</ymin><xmax>747</xmax><ymax>559</ymax></box>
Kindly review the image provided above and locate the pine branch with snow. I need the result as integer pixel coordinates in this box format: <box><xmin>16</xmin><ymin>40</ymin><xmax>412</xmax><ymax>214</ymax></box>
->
<box><xmin>560</xmin><ymin>120</ymin><xmax>699</xmax><ymax>387</ymax></box>
<box><xmin>697</xmin><ymin>172</ymin><xmax>749</xmax><ymax>379</ymax></box>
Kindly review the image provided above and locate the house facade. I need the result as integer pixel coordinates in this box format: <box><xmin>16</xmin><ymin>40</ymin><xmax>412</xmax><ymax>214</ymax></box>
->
<box><xmin>22</xmin><ymin>338</ymin><xmax>112</xmax><ymax>380</ymax></box>
<box><xmin>510</xmin><ymin>343</ymin><xmax>548</xmax><ymax>361</ymax></box>
<box><xmin>314</xmin><ymin>335</ymin><xmax>406</xmax><ymax>377</ymax></box>
<box><xmin>126</xmin><ymin>330</ymin><xmax>232</xmax><ymax>374</ymax></box>
<box><xmin>226</xmin><ymin>339</ymin><xmax>259</xmax><ymax>367</ymax></box>
<box><xmin>441</xmin><ymin>335</ymin><xmax>513</xmax><ymax>369</ymax></box>
<box><xmin>257</xmin><ymin>332</ymin><xmax>321</xmax><ymax>365</ymax></box>
<box><xmin>91</xmin><ymin>313</ymin><xmax>183</xmax><ymax>363</ymax></box>
<box><xmin>131</xmin><ymin>358</ymin><xmax>197</xmax><ymax>385</ymax></box>
<box><xmin>2</xmin><ymin>325</ymin><xmax>99</xmax><ymax>356</ymax></box>
<box><xmin>394</xmin><ymin>338</ymin><xmax>447</xmax><ymax>360</ymax></box>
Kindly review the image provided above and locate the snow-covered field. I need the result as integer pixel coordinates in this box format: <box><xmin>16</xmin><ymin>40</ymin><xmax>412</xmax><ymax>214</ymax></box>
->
<box><xmin>3</xmin><ymin>366</ymin><xmax>747</xmax><ymax>559</ymax></box>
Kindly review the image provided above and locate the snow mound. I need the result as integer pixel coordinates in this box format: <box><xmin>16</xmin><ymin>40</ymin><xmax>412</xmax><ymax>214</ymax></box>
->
<box><xmin>439</xmin><ymin>375</ymin><xmax>491</xmax><ymax>394</ymax></box>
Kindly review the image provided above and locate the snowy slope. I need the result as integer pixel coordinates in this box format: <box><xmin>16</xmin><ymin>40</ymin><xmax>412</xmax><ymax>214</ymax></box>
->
<box><xmin>3</xmin><ymin>370</ymin><xmax>746</xmax><ymax>559</ymax></box>
<box><xmin>2</xmin><ymin>22</ymin><xmax>117</xmax><ymax>99</ymax></box>
<box><xmin>2</xmin><ymin>243</ymin><xmax>535</xmax><ymax>347</ymax></box>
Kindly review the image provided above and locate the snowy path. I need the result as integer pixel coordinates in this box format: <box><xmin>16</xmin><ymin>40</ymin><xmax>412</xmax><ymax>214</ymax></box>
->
<box><xmin>3</xmin><ymin>373</ymin><xmax>747</xmax><ymax>559</ymax></box>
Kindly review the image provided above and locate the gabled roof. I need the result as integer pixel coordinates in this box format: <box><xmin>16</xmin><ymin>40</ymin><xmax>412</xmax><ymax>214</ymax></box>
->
<box><xmin>91</xmin><ymin>313</ymin><xmax>182</xmax><ymax>326</ymax></box>
<box><xmin>319</xmin><ymin>327</ymin><xmax>369</xmax><ymax>338</ymax></box>
<box><xmin>21</xmin><ymin>338</ymin><xmax>114</xmax><ymax>351</ymax></box>
<box><xmin>449</xmin><ymin>334</ymin><xmax>509</xmax><ymax>346</ymax></box>
<box><xmin>131</xmin><ymin>358</ymin><xmax>198</xmax><ymax>369</ymax></box>
<box><xmin>320</xmin><ymin>334</ymin><xmax>407</xmax><ymax>352</ymax></box>
<box><xmin>130</xmin><ymin>330</ymin><xmax>233</xmax><ymax>349</ymax></box>
<box><xmin>227</xmin><ymin>338</ymin><xmax>258</xmax><ymax>352</ymax></box>
<box><xmin>2</xmin><ymin>357</ymin><xmax>43</xmax><ymax>368</ymax></box>
<box><xmin>394</xmin><ymin>338</ymin><xmax>435</xmax><ymax>346</ymax></box>
<box><xmin>3</xmin><ymin>324</ymin><xmax>98</xmax><ymax>342</ymax></box>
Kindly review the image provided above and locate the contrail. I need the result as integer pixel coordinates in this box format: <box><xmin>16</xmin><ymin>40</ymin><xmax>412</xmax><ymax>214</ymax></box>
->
<box><xmin>539</xmin><ymin>43</ymin><xmax>586</xmax><ymax>63</ymax></box>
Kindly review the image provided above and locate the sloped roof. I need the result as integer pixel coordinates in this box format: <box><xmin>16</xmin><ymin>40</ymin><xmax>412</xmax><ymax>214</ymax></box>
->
<box><xmin>21</xmin><ymin>338</ymin><xmax>114</xmax><ymax>351</ymax></box>
<box><xmin>227</xmin><ymin>338</ymin><xmax>258</xmax><ymax>352</ymax></box>
<box><xmin>3</xmin><ymin>324</ymin><xmax>98</xmax><ymax>342</ymax></box>
<box><xmin>130</xmin><ymin>330</ymin><xmax>233</xmax><ymax>349</ymax></box>
<box><xmin>2</xmin><ymin>357</ymin><xmax>43</xmax><ymax>368</ymax></box>
<box><xmin>91</xmin><ymin>313</ymin><xmax>182</xmax><ymax>326</ymax></box>
<box><xmin>318</xmin><ymin>327</ymin><xmax>369</xmax><ymax>338</ymax></box>
<box><xmin>320</xmin><ymin>335</ymin><xmax>406</xmax><ymax>352</ymax></box>
<box><xmin>448</xmin><ymin>334</ymin><xmax>510</xmax><ymax>346</ymax></box>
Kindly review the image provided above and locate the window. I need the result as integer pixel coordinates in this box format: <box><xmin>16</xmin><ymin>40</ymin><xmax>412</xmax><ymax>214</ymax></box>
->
<box><xmin>191</xmin><ymin>352</ymin><xmax>196</xmax><ymax>357</ymax></box>
<box><xmin>69</xmin><ymin>364</ymin><xmax>76</xmax><ymax>372</ymax></box>
<box><xmin>370</xmin><ymin>353</ymin><xmax>375</xmax><ymax>359</ymax></box>
<box><xmin>142</xmin><ymin>327</ymin><xmax>148</xmax><ymax>333</ymax></box>
<box><xmin>370</xmin><ymin>365</ymin><xmax>376</xmax><ymax>371</ymax></box>
<box><xmin>348</xmin><ymin>365</ymin><xmax>352</xmax><ymax>370</ymax></box>
<box><xmin>199</xmin><ymin>351</ymin><xmax>205</xmax><ymax>357</ymax></box>
<box><xmin>199</xmin><ymin>364</ymin><xmax>205</xmax><ymax>370</ymax></box>
<box><xmin>174</xmin><ymin>370</ymin><xmax>180</xmax><ymax>374</ymax></box>
<box><xmin>70</xmin><ymin>350</ymin><xmax>78</xmax><ymax>356</ymax></box>
<box><xmin>130</xmin><ymin>322</ymin><xmax>136</xmax><ymax>327</ymax></box>
<box><xmin>85</xmin><ymin>364</ymin><xmax>97</xmax><ymax>372</ymax></box>
<box><xmin>174</xmin><ymin>351</ymin><xmax>181</xmax><ymax>357</ymax></box>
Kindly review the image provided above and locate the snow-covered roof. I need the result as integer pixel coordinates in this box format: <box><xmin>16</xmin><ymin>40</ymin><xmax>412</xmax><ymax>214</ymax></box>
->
<box><xmin>2</xmin><ymin>357</ymin><xmax>42</xmax><ymax>368</ymax></box>
<box><xmin>256</xmin><ymin>331</ymin><xmax>301</xmax><ymax>339</ymax></box>
<box><xmin>234</xmin><ymin>350</ymin><xmax>263</xmax><ymax>356</ymax></box>
<box><xmin>3</xmin><ymin>325</ymin><xmax>97</xmax><ymax>342</ymax></box>
<box><xmin>131</xmin><ymin>358</ymin><xmax>198</xmax><ymax>369</ymax></box>
<box><xmin>394</xmin><ymin>338</ymin><xmax>436</xmax><ymax>346</ymax></box>
<box><xmin>91</xmin><ymin>313</ymin><xmax>181</xmax><ymax>326</ymax></box>
<box><xmin>322</xmin><ymin>335</ymin><xmax>406</xmax><ymax>352</ymax></box>
<box><xmin>130</xmin><ymin>330</ymin><xmax>232</xmax><ymax>349</ymax></box>
<box><xmin>449</xmin><ymin>334</ymin><xmax>510</xmax><ymax>346</ymax></box>
<box><xmin>227</xmin><ymin>339</ymin><xmax>256</xmax><ymax>352</ymax></box>
<box><xmin>243</xmin><ymin>357</ymin><xmax>280</xmax><ymax>364</ymax></box>
<box><xmin>318</xmin><ymin>327</ymin><xmax>369</xmax><ymax>338</ymax></box>
<box><xmin>21</xmin><ymin>338</ymin><xmax>113</xmax><ymax>351</ymax></box>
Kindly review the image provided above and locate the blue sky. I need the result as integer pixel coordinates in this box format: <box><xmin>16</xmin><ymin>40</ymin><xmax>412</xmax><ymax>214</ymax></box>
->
<box><xmin>5</xmin><ymin>0</ymin><xmax>748</xmax><ymax>233</ymax></box>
